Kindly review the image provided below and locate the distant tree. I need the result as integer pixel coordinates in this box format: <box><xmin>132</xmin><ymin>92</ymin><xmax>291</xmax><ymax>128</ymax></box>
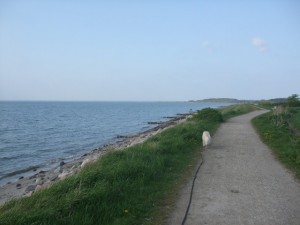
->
<box><xmin>287</xmin><ymin>94</ymin><xmax>300</xmax><ymax>107</ymax></box>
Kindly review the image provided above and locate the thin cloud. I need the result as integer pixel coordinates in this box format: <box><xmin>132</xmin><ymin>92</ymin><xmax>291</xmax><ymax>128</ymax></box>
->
<box><xmin>252</xmin><ymin>37</ymin><xmax>268</xmax><ymax>52</ymax></box>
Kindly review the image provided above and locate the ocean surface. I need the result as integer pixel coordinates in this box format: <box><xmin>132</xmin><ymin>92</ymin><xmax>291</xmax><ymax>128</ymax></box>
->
<box><xmin>0</xmin><ymin>101</ymin><xmax>231</xmax><ymax>185</ymax></box>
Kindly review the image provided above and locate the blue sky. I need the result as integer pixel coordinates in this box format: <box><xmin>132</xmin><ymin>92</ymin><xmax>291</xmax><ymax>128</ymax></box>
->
<box><xmin>0</xmin><ymin>0</ymin><xmax>299</xmax><ymax>101</ymax></box>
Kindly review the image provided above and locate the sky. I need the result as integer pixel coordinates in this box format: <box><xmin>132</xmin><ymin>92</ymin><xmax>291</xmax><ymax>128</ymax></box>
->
<box><xmin>0</xmin><ymin>0</ymin><xmax>299</xmax><ymax>101</ymax></box>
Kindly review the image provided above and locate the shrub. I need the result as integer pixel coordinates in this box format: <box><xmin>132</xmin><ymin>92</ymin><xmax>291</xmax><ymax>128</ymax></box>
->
<box><xmin>195</xmin><ymin>108</ymin><xmax>223</xmax><ymax>122</ymax></box>
<box><xmin>287</xmin><ymin>94</ymin><xmax>300</xmax><ymax>107</ymax></box>
<box><xmin>270</xmin><ymin>105</ymin><xmax>290</xmax><ymax>128</ymax></box>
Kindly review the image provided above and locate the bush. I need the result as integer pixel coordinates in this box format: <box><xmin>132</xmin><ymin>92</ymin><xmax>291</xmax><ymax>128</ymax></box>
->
<box><xmin>270</xmin><ymin>105</ymin><xmax>290</xmax><ymax>128</ymax></box>
<box><xmin>195</xmin><ymin>108</ymin><xmax>223</xmax><ymax>122</ymax></box>
<box><xmin>287</xmin><ymin>94</ymin><xmax>300</xmax><ymax>107</ymax></box>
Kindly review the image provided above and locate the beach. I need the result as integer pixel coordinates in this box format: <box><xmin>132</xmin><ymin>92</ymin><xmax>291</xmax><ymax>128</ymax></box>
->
<box><xmin>0</xmin><ymin>114</ymin><xmax>191</xmax><ymax>206</ymax></box>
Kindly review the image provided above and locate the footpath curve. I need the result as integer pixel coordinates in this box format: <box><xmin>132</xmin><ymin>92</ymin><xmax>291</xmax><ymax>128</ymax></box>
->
<box><xmin>168</xmin><ymin>110</ymin><xmax>300</xmax><ymax>225</ymax></box>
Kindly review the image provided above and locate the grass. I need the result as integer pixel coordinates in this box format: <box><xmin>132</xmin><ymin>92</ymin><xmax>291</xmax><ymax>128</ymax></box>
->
<box><xmin>289</xmin><ymin>107</ymin><xmax>300</xmax><ymax>131</ymax></box>
<box><xmin>219</xmin><ymin>104</ymin><xmax>259</xmax><ymax>120</ymax></box>
<box><xmin>0</xmin><ymin>105</ymin><xmax>262</xmax><ymax>225</ymax></box>
<box><xmin>252</xmin><ymin>107</ymin><xmax>300</xmax><ymax>179</ymax></box>
<box><xmin>0</xmin><ymin>108</ymin><xmax>222</xmax><ymax>225</ymax></box>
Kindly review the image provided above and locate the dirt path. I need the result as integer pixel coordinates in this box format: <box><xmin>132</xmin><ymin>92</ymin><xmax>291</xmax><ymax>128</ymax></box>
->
<box><xmin>168</xmin><ymin>110</ymin><xmax>300</xmax><ymax>225</ymax></box>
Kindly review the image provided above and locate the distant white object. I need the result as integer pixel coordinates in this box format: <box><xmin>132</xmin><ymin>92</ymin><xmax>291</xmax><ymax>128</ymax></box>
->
<box><xmin>202</xmin><ymin>131</ymin><xmax>211</xmax><ymax>148</ymax></box>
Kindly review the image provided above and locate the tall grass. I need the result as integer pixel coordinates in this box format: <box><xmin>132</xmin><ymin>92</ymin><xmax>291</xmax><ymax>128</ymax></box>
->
<box><xmin>0</xmin><ymin>109</ymin><xmax>222</xmax><ymax>225</ymax></box>
<box><xmin>290</xmin><ymin>107</ymin><xmax>300</xmax><ymax>131</ymax></box>
<box><xmin>252</xmin><ymin>108</ymin><xmax>300</xmax><ymax>179</ymax></box>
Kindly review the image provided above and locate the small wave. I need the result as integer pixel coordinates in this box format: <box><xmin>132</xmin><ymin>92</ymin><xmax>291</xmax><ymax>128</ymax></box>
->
<box><xmin>0</xmin><ymin>101</ymin><xmax>232</xmax><ymax>184</ymax></box>
<box><xmin>0</xmin><ymin>156</ymin><xmax>23</xmax><ymax>161</ymax></box>
<box><xmin>0</xmin><ymin>165</ymin><xmax>40</xmax><ymax>180</ymax></box>
<box><xmin>47</xmin><ymin>158</ymin><xmax>64</xmax><ymax>164</ymax></box>
<box><xmin>0</xmin><ymin>157</ymin><xmax>65</xmax><ymax>182</ymax></box>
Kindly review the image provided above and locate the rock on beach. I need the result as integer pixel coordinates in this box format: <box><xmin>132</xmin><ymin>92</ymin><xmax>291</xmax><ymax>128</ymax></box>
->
<box><xmin>0</xmin><ymin>113</ymin><xmax>191</xmax><ymax>206</ymax></box>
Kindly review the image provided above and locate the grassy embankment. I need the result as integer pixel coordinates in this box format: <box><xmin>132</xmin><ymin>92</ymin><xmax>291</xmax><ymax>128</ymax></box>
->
<box><xmin>0</xmin><ymin>105</ymin><xmax>256</xmax><ymax>225</ymax></box>
<box><xmin>219</xmin><ymin>104</ymin><xmax>259</xmax><ymax>120</ymax></box>
<box><xmin>252</xmin><ymin>106</ymin><xmax>300</xmax><ymax>179</ymax></box>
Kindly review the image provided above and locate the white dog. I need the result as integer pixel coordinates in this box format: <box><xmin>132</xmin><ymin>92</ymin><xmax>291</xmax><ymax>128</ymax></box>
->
<box><xmin>202</xmin><ymin>131</ymin><xmax>211</xmax><ymax>149</ymax></box>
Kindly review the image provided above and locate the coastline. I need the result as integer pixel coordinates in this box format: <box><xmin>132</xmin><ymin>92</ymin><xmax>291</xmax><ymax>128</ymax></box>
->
<box><xmin>0</xmin><ymin>113</ymin><xmax>193</xmax><ymax>206</ymax></box>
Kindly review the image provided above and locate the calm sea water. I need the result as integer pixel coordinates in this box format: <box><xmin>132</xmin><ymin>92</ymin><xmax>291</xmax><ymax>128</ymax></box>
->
<box><xmin>0</xmin><ymin>101</ymin><xmax>230</xmax><ymax>185</ymax></box>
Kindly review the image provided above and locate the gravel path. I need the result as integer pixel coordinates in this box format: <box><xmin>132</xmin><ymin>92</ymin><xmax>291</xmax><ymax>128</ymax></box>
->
<box><xmin>168</xmin><ymin>110</ymin><xmax>300</xmax><ymax>225</ymax></box>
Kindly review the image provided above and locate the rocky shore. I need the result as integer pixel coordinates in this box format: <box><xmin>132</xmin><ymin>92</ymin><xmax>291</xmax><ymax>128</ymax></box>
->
<box><xmin>0</xmin><ymin>113</ymin><xmax>194</xmax><ymax>206</ymax></box>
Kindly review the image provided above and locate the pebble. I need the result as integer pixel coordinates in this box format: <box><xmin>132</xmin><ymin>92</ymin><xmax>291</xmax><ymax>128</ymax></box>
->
<box><xmin>1</xmin><ymin>122</ymin><xmax>183</xmax><ymax>206</ymax></box>
<box><xmin>48</xmin><ymin>173</ymin><xmax>58</xmax><ymax>181</ymax></box>
<box><xmin>81</xmin><ymin>158</ymin><xmax>93</xmax><ymax>168</ymax></box>
<box><xmin>23</xmin><ymin>191</ymin><xmax>33</xmax><ymax>197</ymax></box>
<box><xmin>35</xmin><ymin>184</ymin><xmax>43</xmax><ymax>192</ymax></box>
<box><xmin>71</xmin><ymin>165</ymin><xmax>77</xmax><ymax>170</ymax></box>
<box><xmin>30</xmin><ymin>174</ymin><xmax>38</xmax><ymax>179</ymax></box>
<box><xmin>54</xmin><ymin>166</ymin><xmax>63</xmax><ymax>174</ymax></box>
<box><xmin>25</xmin><ymin>185</ymin><xmax>36</xmax><ymax>192</ymax></box>
<box><xmin>43</xmin><ymin>180</ymin><xmax>51</xmax><ymax>189</ymax></box>
<box><xmin>58</xmin><ymin>172</ymin><xmax>70</xmax><ymax>180</ymax></box>
<box><xmin>35</xmin><ymin>178</ymin><xmax>44</xmax><ymax>185</ymax></box>
<box><xmin>35</xmin><ymin>181</ymin><xmax>51</xmax><ymax>192</ymax></box>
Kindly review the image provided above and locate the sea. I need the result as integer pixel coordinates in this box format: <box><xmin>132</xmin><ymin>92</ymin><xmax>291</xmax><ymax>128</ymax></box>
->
<box><xmin>0</xmin><ymin>101</ymin><xmax>231</xmax><ymax>186</ymax></box>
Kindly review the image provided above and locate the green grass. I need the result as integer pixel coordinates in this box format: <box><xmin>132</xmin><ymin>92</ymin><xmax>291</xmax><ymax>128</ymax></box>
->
<box><xmin>252</xmin><ymin>109</ymin><xmax>300</xmax><ymax>179</ymax></box>
<box><xmin>0</xmin><ymin>109</ymin><xmax>222</xmax><ymax>225</ymax></box>
<box><xmin>0</xmin><ymin>105</ymin><xmax>262</xmax><ymax>225</ymax></box>
<box><xmin>289</xmin><ymin>107</ymin><xmax>300</xmax><ymax>131</ymax></box>
<box><xmin>219</xmin><ymin>104</ymin><xmax>259</xmax><ymax>120</ymax></box>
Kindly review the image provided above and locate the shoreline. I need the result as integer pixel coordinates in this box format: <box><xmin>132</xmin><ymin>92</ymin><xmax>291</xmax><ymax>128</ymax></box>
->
<box><xmin>0</xmin><ymin>113</ymin><xmax>193</xmax><ymax>206</ymax></box>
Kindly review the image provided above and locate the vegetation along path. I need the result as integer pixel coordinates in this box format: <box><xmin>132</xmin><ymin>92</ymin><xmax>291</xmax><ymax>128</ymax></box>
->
<box><xmin>169</xmin><ymin>110</ymin><xmax>300</xmax><ymax>225</ymax></box>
